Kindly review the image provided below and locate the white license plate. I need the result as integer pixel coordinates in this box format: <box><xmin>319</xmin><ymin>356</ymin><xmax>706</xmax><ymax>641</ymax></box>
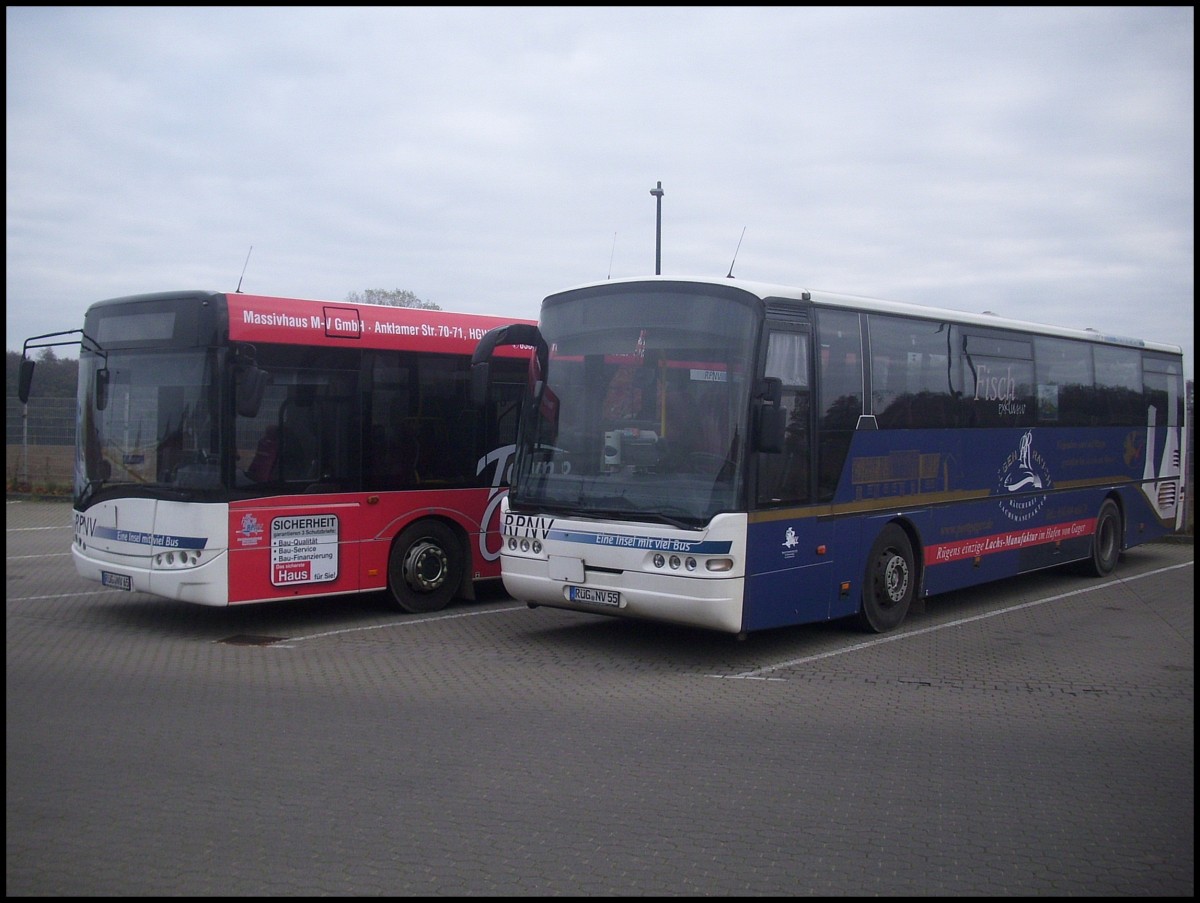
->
<box><xmin>569</xmin><ymin>585</ymin><xmax>620</xmax><ymax>607</ymax></box>
<box><xmin>101</xmin><ymin>570</ymin><xmax>132</xmax><ymax>591</ymax></box>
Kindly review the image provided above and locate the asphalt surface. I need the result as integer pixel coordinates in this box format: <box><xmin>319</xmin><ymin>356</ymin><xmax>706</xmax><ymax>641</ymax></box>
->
<box><xmin>6</xmin><ymin>499</ymin><xmax>1194</xmax><ymax>896</ymax></box>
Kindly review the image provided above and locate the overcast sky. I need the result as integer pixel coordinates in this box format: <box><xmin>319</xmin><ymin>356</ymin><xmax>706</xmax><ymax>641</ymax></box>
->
<box><xmin>6</xmin><ymin>7</ymin><xmax>1194</xmax><ymax>379</ymax></box>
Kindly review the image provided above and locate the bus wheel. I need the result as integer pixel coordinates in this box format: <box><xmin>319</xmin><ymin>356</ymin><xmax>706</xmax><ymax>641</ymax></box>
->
<box><xmin>387</xmin><ymin>520</ymin><xmax>463</xmax><ymax>613</ymax></box>
<box><xmin>1081</xmin><ymin>499</ymin><xmax>1121</xmax><ymax>577</ymax></box>
<box><xmin>856</xmin><ymin>525</ymin><xmax>915</xmax><ymax>633</ymax></box>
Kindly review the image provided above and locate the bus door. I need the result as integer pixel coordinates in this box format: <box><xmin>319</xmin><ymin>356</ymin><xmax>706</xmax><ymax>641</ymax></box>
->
<box><xmin>745</xmin><ymin>324</ymin><xmax>833</xmax><ymax>631</ymax></box>
<box><xmin>230</xmin><ymin>348</ymin><xmax>364</xmax><ymax>603</ymax></box>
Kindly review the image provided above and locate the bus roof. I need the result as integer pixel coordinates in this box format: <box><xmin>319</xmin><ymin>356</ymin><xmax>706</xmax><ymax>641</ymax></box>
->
<box><xmin>554</xmin><ymin>275</ymin><xmax>1183</xmax><ymax>357</ymax></box>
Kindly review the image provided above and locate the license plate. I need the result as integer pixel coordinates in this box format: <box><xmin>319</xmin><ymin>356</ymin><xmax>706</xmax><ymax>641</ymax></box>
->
<box><xmin>101</xmin><ymin>571</ymin><xmax>132</xmax><ymax>591</ymax></box>
<box><xmin>569</xmin><ymin>585</ymin><xmax>620</xmax><ymax>607</ymax></box>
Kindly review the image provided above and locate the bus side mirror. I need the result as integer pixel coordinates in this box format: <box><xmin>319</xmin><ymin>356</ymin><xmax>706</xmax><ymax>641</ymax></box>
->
<box><xmin>470</xmin><ymin>322</ymin><xmax>544</xmax><ymax>406</ymax></box>
<box><xmin>18</xmin><ymin>327</ymin><xmax>101</xmax><ymax>404</ymax></box>
<box><xmin>17</xmin><ymin>358</ymin><xmax>35</xmax><ymax>404</ymax></box>
<box><xmin>754</xmin><ymin>377</ymin><xmax>784</xmax><ymax>453</ymax></box>
<box><xmin>758</xmin><ymin>376</ymin><xmax>782</xmax><ymax>406</ymax></box>
<box><xmin>95</xmin><ymin>368</ymin><xmax>110</xmax><ymax>412</ymax></box>
<box><xmin>19</xmin><ymin>329</ymin><xmax>94</xmax><ymax>401</ymax></box>
<box><xmin>236</xmin><ymin>365</ymin><xmax>270</xmax><ymax>418</ymax></box>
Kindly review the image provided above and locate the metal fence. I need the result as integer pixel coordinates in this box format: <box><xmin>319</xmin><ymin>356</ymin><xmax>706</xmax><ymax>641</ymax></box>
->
<box><xmin>6</xmin><ymin>396</ymin><xmax>75</xmax><ymax>492</ymax></box>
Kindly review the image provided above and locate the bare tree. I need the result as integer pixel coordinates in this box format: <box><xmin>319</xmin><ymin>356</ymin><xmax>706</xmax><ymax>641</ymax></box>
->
<box><xmin>345</xmin><ymin>289</ymin><xmax>441</xmax><ymax>310</ymax></box>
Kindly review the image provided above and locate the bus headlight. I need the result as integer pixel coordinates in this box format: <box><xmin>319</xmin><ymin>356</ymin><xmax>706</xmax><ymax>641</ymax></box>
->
<box><xmin>154</xmin><ymin>550</ymin><xmax>201</xmax><ymax>569</ymax></box>
<box><xmin>652</xmin><ymin>553</ymin><xmax>725</xmax><ymax>572</ymax></box>
<box><xmin>505</xmin><ymin>537</ymin><xmax>542</xmax><ymax>556</ymax></box>
<box><xmin>653</xmin><ymin>554</ymin><xmax>710</xmax><ymax>572</ymax></box>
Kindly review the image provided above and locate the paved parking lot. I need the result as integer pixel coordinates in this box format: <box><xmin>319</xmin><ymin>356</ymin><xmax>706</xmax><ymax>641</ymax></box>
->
<box><xmin>6</xmin><ymin>499</ymin><xmax>1194</xmax><ymax>896</ymax></box>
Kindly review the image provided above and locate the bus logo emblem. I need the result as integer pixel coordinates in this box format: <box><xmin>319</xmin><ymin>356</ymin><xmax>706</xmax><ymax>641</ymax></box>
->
<box><xmin>996</xmin><ymin>430</ymin><xmax>1051</xmax><ymax>522</ymax></box>
<box><xmin>237</xmin><ymin>513</ymin><xmax>265</xmax><ymax>548</ymax></box>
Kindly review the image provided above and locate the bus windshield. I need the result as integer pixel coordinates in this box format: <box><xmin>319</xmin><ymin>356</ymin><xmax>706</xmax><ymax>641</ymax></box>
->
<box><xmin>512</xmin><ymin>284</ymin><xmax>760</xmax><ymax>526</ymax></box>
<box><xmin>76</xmin><ymin>347</ymin><xmax>225</xmax><ymax>502</ymax></box>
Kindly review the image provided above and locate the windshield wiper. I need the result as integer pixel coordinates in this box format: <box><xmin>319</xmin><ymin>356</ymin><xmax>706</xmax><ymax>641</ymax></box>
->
<box><xmin>76</xmin><ymin>479</ymin><xmax>104</xmax><ymax>508</ymax></box>
<box><xmin>580</xmin><ymin>501</ymin><xmax>699</xmax><ymax>531</ymax></box>
<box><xmin>646</xmin><ymin>508</ymin><xmax>701</xmax><ymax>530</ymax></box>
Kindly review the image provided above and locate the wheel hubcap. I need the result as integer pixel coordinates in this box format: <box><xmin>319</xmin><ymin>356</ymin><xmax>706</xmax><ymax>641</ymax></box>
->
<box><xmin>403</xmin><ymin>541</ymin><xmax>448</xmax><ymax>592</ymax></box>
<box><xmin>883</xmin><ymin>554</ymin><xmax>909</xmax><ymax>604</ymax></box>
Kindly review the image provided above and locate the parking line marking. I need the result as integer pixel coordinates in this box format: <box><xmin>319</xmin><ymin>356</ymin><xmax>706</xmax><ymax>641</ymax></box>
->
<box><xmin>717</xmin><ymin>561</ymin><xmax>1193</xmax><ymax>680</ymax></box>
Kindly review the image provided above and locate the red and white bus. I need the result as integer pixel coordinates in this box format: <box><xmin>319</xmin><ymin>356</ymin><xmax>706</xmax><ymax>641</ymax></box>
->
<box><xmin>19</xmin><ymin>290</ymin><xmax>533</xmax><ymax>611</ymax></box>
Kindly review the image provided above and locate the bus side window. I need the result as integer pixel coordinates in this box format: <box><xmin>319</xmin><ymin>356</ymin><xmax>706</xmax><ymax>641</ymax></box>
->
<box><xmin>245</xmin><ymin>425</ymin><xmax>280</xmax><ymax>482</ymax></box>
<box><xmin>869</xmin><ymin>314</ymin><xmax>958</xmax><ymax>429</ymax></box>
<box><xmin>278</xmin><ymin>398</ymin><xmax>319</xmax><ymax>481</ymax></box>
<box><xmin>371</xmin><ymin>422</ymin><xmax>420</xmax><ymax>488</ymax></box>
<box><xmin>1143</xmin><ymin>354</ymin><xmax>1182</xmax><ymax>429</ymax></box>
<box><xmin>961</xmin><ymin>332</ymin><xmax>1035</xmax><ymax>428</ymax></box>
<box><xmin>1034</xmin><ymin>336</ymin><xmax>1095</xmax><ymax>425</ymax></box>
<box><xmin>490</xmin><ymin>365</ymin><xmax>526</xmax><ymax>449</ymax></box>
<box><xmin>817</xmin><ymin>309</ymin><xmax>864</xmax><ymax>502</ymax></box>
<box><xmin>1094</xmin><ymin>345</ymin><xmax>1143</xmax><ymax>426</ymax></box>
<box><xmin>244</xmin><ymin>420</ymin><xmax>314</xmax><ymax>483</ymax></box>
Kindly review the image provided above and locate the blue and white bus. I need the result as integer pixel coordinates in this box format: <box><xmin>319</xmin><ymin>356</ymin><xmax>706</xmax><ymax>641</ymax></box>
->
<box><xmin>471</xmin><ymin>276</ymin><xmax>1186</xmax><ymax>636</ymax></box>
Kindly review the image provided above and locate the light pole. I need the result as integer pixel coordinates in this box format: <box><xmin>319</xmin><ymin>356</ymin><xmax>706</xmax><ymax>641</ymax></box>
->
<box><xmin>649</xmin><ymin>181</ymin><xmax>664</xmax><ymax>275</ymax></box>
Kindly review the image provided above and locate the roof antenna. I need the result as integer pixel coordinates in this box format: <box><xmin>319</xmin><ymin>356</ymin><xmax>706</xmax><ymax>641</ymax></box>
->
<box><xmin>235</xmin><ymin>245</ymin><xmax>253</xmax><ymax>293</ymax></box>
<box><xmin>726</xmin><ymin>226</ymin><xmax>746</xmax><ymax>278</ymax></box>
<box><xmin>608</xmin><ymin>232</ymin><xmax>617</xmax><ymax>279</ymax></box>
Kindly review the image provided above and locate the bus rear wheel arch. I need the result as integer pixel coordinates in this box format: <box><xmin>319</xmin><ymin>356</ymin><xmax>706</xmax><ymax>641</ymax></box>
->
<box><xmin>856</xmin><ymin>523</ymin><xmax>917</xmax><ymax>633</ymax></box>
<box><xmin>387</xmin><ymin>519</ymin><xmax>466</xmax><ymax>614</ymax></box>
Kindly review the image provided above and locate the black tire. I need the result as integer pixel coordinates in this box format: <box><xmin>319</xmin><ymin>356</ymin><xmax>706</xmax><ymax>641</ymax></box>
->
<box><xmin>387</xmin><ymin>520</ymin><xmax>464</xmax><ymax>613</ymax></box>
<box><xmin>1082</xmin><ymin>499</ymin><xmax>1122</xmax><ymax>577</ymax></box>
<box><xmin>856</xmin><ymin>524</ymin><xmax>916</xmax><ymax>633</ymax></box>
